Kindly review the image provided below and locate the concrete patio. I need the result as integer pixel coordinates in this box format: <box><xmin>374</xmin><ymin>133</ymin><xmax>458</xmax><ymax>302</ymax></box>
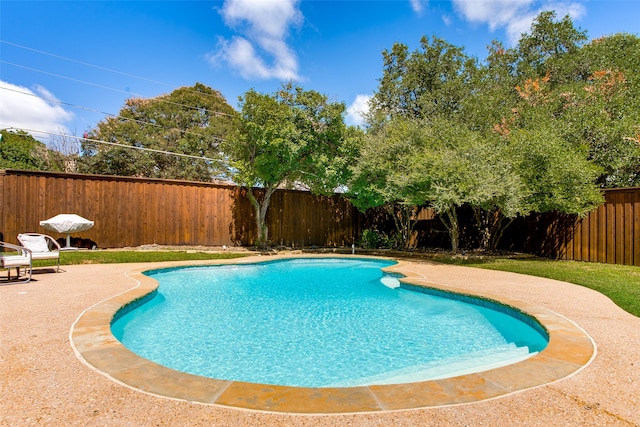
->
<box><xmin>1</xmin><ymin>256</ymin><xmax>638</xmax><ymax>426</ymax></box>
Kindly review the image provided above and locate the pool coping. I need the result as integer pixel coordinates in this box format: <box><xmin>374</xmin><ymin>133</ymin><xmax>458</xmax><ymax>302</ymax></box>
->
<box><xmin>70</xmin><ymin>255</ymin><xmax>596</xmax><ymax>414</ymax></box>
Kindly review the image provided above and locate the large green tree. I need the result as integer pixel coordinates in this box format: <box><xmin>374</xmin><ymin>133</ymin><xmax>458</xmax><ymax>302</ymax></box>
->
<box><xmin>78</xmin><ymin>83</ymin><xmax>236</xmax><ymax>181</ymax></box>
<box><xmin>355</xmin><ymin>11</ymin><xmax>612</xmax><ymax>252</ymax></box>
<box><xmin>0</xmin><ymin>129</ymin><xmax>64</xmax><ymax>171</ymax></box>
<box><xmin>367</xmin><ymin>35</ymin><xmax>476</xmax><ymax>128</ymax></box>
<box><xmin>551</xmin><ymin>33</ymin><xmax>640</xmax><ymax>187</ymax></box>
<box><xmin>495</xmin><ymin>13</ymin><xmax>640</xmax><ymax>187</ymax></box>
<box><xmin>358</xmin><ymin>36</ymin><xmax>481</xmax><ymax>250</ymax></box>
<box><xmin>348</xmin><ymin>117</ymin><xmax>426</xmax><ymax>249</ymax></box>
<box><xmin>223</xmin><ymin>83</ymin><xmax>359</xmax><ymax>248</ymax></box>
<box><xmin>349</xmin><ymin>116</ymin><xmax>526</xmax><ymax>252</ymax></box>
<box><xmin>514</xmin><ymin>10</ymin><xmax>588</xmax><ymax>79</ymax></box>
<box><xmin>403</xmin><ymin>119</ymin><xmax>527</xmax><ymax>252</ymax></box>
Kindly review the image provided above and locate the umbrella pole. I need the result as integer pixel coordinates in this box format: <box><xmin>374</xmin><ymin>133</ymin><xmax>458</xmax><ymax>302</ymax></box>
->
<box><xmin>61</xmin><ymin>233</ymin><xmax>78</xmax><ymax>250</ymax></box>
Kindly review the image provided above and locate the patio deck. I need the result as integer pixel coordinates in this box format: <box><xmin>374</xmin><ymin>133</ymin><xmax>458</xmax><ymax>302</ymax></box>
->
<box><xmin>1</xmin><ymin>256</ymin><xmax>638</xmax><ymax>426</ymax></box>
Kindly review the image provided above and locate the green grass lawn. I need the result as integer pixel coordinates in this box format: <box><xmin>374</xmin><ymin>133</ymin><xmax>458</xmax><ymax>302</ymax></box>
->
<box><xmin>436</xmin><ymin>256</ymin><xmax>640</xmax><ymax>318</ymax></box>
<box><xmin>34</xmin><ymin>249</ymin><xmax>640</xmax><ymax>318</ymax></box>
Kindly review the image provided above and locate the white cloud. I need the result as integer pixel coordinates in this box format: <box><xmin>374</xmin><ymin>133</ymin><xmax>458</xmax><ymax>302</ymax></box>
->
<box><xmin>0</xmin><ymin>81</ymin><xmax>74</xmax><ymax>140</ymax></box>
<box><xmin>453</xmin><ymin>0</ymin><xmax>534</xmax><ymax>31</ymax></box>
<box><xmin>346</xmin><ymin>94</ymin><xmax>371</xmax><ymax>127</ymax></box>
<box><xmin>452</xmin><ymin>0</ymin><xmax>586</xmax><ymax>45</ymax></box>
<box><xmin>210</xmin><ymin>0</ymin><xmax>303</xmax><ymax>80</ymax></box>
<box><xmin>409</xmin><ymin>0</ymin><xmax>426</xmax><ymax>14</ymax></box>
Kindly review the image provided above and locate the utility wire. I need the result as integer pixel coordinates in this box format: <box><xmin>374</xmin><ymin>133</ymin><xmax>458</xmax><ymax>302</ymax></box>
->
<box><xmin>1</xmin><ymin>60</ymin><xmax>133</xmax><ymax>95</ymax></box>
<box><xmin>4</xmin><ymin>127</ymin><xmax>218</xmax><ymax>162</ymax></box>
<box><xmin>0</xmin><ymin>61</ymin><xmax>235</xmax><ymax>118</ymax></box>
<box><xmin>1</xmin><ymin>39</ymin><xmax>238</xmax><ymax>157</ymax></box>
<box><xmin>0</xmin><ymin>39</ymin><xmax>236</xmax><ymax>116</ymax></box>
<box><xmin>0</xmin><ymin>86</ymin><xmax>228</xmax><ymax>143</ymax></box>
<box><xmin>1</xmin><ymin>38</ymin><xmax>231</xmax><ymax>104</ymax></box>
<box><xmin>1</xmin><ymin>39</ymin><xmax>174</xmax><ymax>88</ymax></box>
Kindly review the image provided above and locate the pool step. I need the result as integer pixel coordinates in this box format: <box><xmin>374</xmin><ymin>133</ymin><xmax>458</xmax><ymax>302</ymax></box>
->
<box><xmin>380</xmin><ymin>276</ymin><xmax>401</xmax><ymax>289</ymax></box>
<box><xmin>328</xmin><ymin>344</ymin><xmax>534</xmax><ymax>387</ymax></box>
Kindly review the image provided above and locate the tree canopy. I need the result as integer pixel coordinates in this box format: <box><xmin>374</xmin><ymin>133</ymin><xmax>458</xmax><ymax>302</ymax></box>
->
<box><xmin>492</xmin><ymin>13</ymin><xmax>640</xmax><ymax>188</ymax></box>
<box><xmin>78</xmin><ymin>83</ymin><xmax>237</xmax><ymax>181</ymax></box>
<box><xmin>223</xmin><ymin>82</ymin><xmax>360</xmax><ymax>247</ymax></box>
<box><xmin>348</xmin><ymin>116</ymin><xmax>427</xmax><ymax>249</ymax></box>
<box><xmin>551</xmin><ymin>33</ymin><xmax>640</xmax><ymax>187</ymax></box>
<box><xmin>0</xmin><ymin>129</ymin><xmax>64</xmax><ymax>171</ymax></box>
<box><xmin>367</xmin><ymin>35</ymin><xmax>475</xmax><ymax>127</ymax></box>
<box><xmin>350</xmin><ymin>11</ymin><xmax>621</xmax><ymax>251</ymax></box>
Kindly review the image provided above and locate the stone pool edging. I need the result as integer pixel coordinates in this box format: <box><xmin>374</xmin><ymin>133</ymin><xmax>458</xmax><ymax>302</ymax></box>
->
<box><xmin>70</xmin><ymin>254</ymin><xmax>596</xmax><ymax>414</ymax></box>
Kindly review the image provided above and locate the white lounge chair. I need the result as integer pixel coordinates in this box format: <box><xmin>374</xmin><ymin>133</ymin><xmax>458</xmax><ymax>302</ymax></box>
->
<box><xmin>1</xmin><ymin>241</ymin><xmax>32</xmax><ymax>284</ymax></box>
<box><xmin>17</xmin><ymin>233</ymin><xmax>61</xmax><ymax>272</ymax></box>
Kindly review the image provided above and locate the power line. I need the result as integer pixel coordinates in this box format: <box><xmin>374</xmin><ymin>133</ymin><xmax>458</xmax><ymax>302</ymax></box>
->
<box><xmin>1</xmin><ymin>60</ymin><xmax>236</xmax><ymax>119</ymax></box>
<box><xmin>4</xmin><ymin>127</ymin><xmax>218</xmax><ymax>162</ymax></box>
<box><xmin>1</xmin><ymin>60</ymin><xmax>132</xmax><ymax>95</ymax></box>
<box><xmin>0</xmin><ymin>86</ymin><xmax>228</xmax><ymax>143</ymax></box>
<box><xmin>1</xmin><ymin>39</ymin><xmax>174</xmax><ymax>88</ymax></box>
<box><xmin>1</xmin><ymin>39</ymin><xmax>240</xmax><ymax>157</ymax></box>
<box><xmin>0</xmin><ymin>39</ymin><xmax>237</xmax><ymax>115</ymax></box>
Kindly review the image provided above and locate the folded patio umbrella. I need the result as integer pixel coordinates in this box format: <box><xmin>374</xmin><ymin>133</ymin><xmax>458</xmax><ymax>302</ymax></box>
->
<box><xmin>40</xmin><ymin>214</ymin><xmax>94</xmax><ymax>249</ymax></box>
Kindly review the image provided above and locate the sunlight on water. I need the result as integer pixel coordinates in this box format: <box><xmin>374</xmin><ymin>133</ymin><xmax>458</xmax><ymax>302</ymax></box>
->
<box><xmin>111</xmin><ymin>258</ymin><xmax>548</xmax><ymax>387</ymax></box>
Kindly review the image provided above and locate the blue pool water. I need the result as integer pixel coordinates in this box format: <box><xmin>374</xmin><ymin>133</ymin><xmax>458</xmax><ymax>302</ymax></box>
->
<box><xmin>111</xmin><ymin>258</ymin><xmax>548</xmax><ymax>388</ymax></box>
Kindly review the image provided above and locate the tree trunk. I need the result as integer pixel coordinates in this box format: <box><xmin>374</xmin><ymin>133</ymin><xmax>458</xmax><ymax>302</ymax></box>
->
<box><xmin>246</xmin><ymin>186</ymin><xmax>276</xmax><ymax>248</ymax></box>
<box><xmin>472</xmin><ymin>207</ymin><xmax>514</xmax><ymax>251</ymax></box>
<box><xmin>473</xmin><ymin>207</ymin><xmax>493</xmax><ymax>250</ymax></box>
<box><xmin>384</xmin><ymin>203</ymin><xmax>417</xmax><ymax>250</ymax></box>
<box><xmin>399</xmin><ymin>205</ymin><xmax>418</xmax><ymax>250</ymax></box>
<box><xmin>490</xmin><ymin>216</ymin><xmax>513</xmax><ymax>251</ymax></box>
<box><xmin>440</xmin><ymin>206</ymin><xmax>459</xmax><ymax>252</ymax></box>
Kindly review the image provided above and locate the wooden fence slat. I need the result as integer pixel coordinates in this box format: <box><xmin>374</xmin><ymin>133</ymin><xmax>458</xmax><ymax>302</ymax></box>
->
<box><xmin>634</xmin><ymin>192</ymin><xmax>640</xmax><ymax>266</ymax></box>
<box><xmin>624</xmin><ymin>191</ymin><xmax>633</xmax><ymax>265</ymax></box>
<box><xmin>597</xmin><ymin>204</ymin><xmax>607</xmax><ymax>263</ymax></box>
<box><xmin>615</xmin><ymin>193</ymin><xmax>625</xmax><ymax>265</ymax></box>
<box><xmin>606</xmin><ymin>197</ymin><xmax>616</xmax><ymax>264</ymax></box>
<box><xmin>592</xmin><ymin>212</ymin><xmax>598</xmax><ymax>263</ymax></box>
<box><xmin>571</xmin><ymin>217</ymin><xmax>581</xmax><ymax>261</ymax></box>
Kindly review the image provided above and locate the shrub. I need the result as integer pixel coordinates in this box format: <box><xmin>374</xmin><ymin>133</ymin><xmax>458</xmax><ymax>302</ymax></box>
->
<box><xmin>358</xmin><ymin>229</ymin><xmax>390</xmax><ymax>249</ymax></box>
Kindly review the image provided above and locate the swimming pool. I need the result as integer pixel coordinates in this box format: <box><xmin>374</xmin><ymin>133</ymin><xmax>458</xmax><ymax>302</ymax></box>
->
<box><xmin>111</xmin><ymin>257</ymin><xmax>548</xmax><ymax>388</ymax></box>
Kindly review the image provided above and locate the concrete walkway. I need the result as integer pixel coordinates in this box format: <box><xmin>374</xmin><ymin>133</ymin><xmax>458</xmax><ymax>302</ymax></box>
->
<box><xmin>1</xmin><ymin>256</ymin><xmax>639</xmax><ymax>426</ymax></box>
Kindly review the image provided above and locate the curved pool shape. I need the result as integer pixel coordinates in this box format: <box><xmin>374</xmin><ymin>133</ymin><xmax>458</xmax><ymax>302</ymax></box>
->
<box><xmin>71</xmin><ymin>255</ymin><xmax>596</xmax><ymax>413</ymax></box>
<box><xmin>111</xmin><ymin>258</ymin><xmax>548</xmax><ymax>388</ymax></box>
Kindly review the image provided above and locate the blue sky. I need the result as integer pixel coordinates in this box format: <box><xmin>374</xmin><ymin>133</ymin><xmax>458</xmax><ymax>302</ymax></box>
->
<box><xmin>1</xmin><ymin>0</ymin><xmax>639</xmax><ymax>144</ymax></box>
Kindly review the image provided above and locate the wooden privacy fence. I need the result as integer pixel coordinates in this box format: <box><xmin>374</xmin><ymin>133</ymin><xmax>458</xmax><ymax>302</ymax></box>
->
<box><xmin>0</xmin><ymin>169</ymin><xmax>360</xmax><ymax>249</ymax></box>
<box><xmin>510</xmin><ymin>187</ymin><xmax>640</xmax><ymax>266</ymax></box>
<box><xmin>1</xmin><ymin>169</ymin><xmax>638</xmax><ymax>266</ymax></box>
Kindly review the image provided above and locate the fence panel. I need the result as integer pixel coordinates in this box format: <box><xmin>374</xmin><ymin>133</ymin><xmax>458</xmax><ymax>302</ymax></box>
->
<box><xmin>1</xmin><ymin>170</ymin><xmax>637</xmax><ymax>266</ymax></box>
<box><xmin>521</xmin><ymin>187</ymin><xmax>638</xmax><ymax>266</ymax></box>
<box><xmin>0</xmin><ymin>169</ymin><xmax>360</xmax><ymax>249</ymax></box>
